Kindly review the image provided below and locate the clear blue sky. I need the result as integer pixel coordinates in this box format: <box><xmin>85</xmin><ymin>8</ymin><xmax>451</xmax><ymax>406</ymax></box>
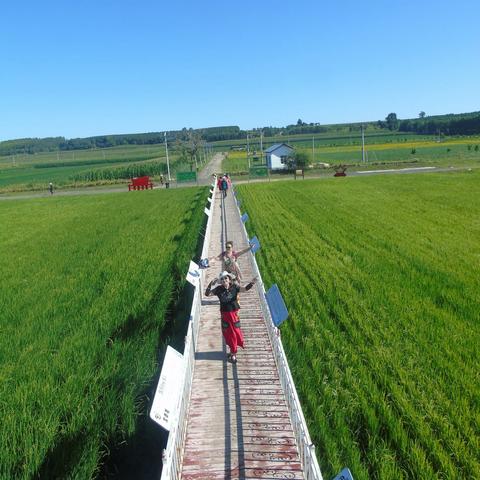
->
<box><xmin>1</xmin><ymin>0</ymin><xmax>479</xmax><ymax>141</ymax></box>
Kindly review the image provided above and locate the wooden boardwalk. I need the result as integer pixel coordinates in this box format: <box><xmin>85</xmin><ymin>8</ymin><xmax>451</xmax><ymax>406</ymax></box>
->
<box><xmin>180</xmin><ymin>188</ymin><xmax>304</xmax><ymax>480</ymax></box>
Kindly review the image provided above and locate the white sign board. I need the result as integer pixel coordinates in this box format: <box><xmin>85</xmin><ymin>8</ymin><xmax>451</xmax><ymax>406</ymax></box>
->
<box><xmin>204</xmin><ymin>207</ymin><xmax>211</xmax><ymax>216</ymax></box>
<box><xmin>150</xmin><ymin>346</ymin><xmax>184</xmax><ymax>431</ymax></box>
<box><xmin>207</xmin><ymin>196</ymin><xmax>212</xmax><ymax>203</ymax></box>
<box><xmin>186</xmin><ymin>260</ymin><xmax>200</xmax><ymax>287</ymax></box>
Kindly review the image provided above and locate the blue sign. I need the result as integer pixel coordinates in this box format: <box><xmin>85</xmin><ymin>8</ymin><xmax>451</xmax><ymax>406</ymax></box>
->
<box><xmin>332</xmin><ymin>468</ymin><xmax>354</xmax><ymax>480</ymax></box>
<box><xmin>248</xmin><ymin>236</ymin><xmax>260</xmax><ymax>254</ymax></box>
<box><xmin>265</xmin><ymin>284</ymin><xmax>288</xmax><ymax>327</ymax></box>
<box><xmin>241</xmin><ymin>213</ymin><xmax>249</xmax><ymax>223</ymax></box>
<box><xmin>236</xmin><ymin>199</ymin><xmax>241</xmax><ymax>207</ymax></box>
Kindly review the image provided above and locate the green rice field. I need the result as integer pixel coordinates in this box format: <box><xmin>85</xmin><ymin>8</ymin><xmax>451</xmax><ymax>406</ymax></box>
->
<box><xmin>237</xmin><ymin>171</ymin><xmax>480</xmax><ymax>479</ymax></box>
<box><xmin>0</xmin><ymin>187</ymin><xmax>206</xmax><ymax>478</ymax></box>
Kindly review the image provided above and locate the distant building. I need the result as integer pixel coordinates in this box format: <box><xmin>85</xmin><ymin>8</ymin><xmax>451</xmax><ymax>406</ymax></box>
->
<box><xmin>265</xmin><ymin>143</ymin><xmax>294</xmax><ymax>170</ymax></box>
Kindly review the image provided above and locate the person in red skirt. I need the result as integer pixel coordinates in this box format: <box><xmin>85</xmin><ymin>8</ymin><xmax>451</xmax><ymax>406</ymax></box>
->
<box><xmin>205</xmin><ymin>271</ymin><xmax>257</xmax><ymax>363</ymax></box>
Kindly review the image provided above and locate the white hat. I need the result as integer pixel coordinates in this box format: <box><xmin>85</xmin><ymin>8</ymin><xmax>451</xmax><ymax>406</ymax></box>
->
<box><xmin>218</xmin><ymin>270</ymin><xmax>234</xmax><ymax>281</ymax></box>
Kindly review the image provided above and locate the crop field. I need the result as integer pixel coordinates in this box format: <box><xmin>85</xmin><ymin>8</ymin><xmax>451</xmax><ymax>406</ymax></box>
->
<box><xmin>0</xmin><ymin>187</ymin><xmax>206</xmax><ymax>478</ymax></box>
<box><xmin>0</xmin><ymin>144</ymin><xmax>183</xmax><ymax>192</ymax></box>
<box><xmin>236</xmin><ymin>172</ymin><xmax>480</xmax><ymax>479</ymax></box>
<box><xmin>222</xmin><ymin>151</ymin><xmax>266</xmax><ymax>175</ymax></box>
<box><xmin>223</xmin><ymin>136</ymin><xmax>480</xmax><ymax>176</ymax></box>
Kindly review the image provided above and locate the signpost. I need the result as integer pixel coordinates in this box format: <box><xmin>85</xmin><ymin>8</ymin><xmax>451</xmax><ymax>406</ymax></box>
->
<box><xmin>176</xmin><ymin>171</ymin><xmax>197</xmax><ymax>183</ymax></box>
<box><xmin>265</xmin><ymin>284</ymin><xmax>289</xmax><ymax>327</ymax></box>
<box><xmin>186</xmin><ymin>260</ymin><xmax>200</xmax><ymax>287</ymax></box>
<box><xmin>333</xmin><ymin>467</ymin><xmax>354</xmax><ymax>480</ymax></box>
<box><xmin>150</xmin><ymin>346</ymin><xmax>184</xmax><ymax>431</ymax></box>
<box><xmin>248</xmin><ymin>235</ymin><xmax>260</xmax><ymax>254</ymax></box>
<box><xmin>249</xmin><ymin>166</ymin><xmax>269</xmax><ymax>181</ymax></box>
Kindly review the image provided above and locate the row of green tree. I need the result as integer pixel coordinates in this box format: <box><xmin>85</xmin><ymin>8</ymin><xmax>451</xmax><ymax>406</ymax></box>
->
<box><xmin>0</xmin><ymin>127</ymin><xmax>238</xmax><ymax>156</ymax></box>
<box><xmin>379</xmin><ymin>111</ymin><xmax>480</xmax><ymax>135</ymax></box>
<box><xmin>2</xmin><ymin>111</ymin><xmax>480</xmax><ymax>156</ymax></box>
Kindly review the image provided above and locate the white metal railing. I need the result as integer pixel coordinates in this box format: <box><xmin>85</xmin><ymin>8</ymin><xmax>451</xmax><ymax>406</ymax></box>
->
<box><xmin>233</xmin><ymin>186</ymin><xmax>324</xmax><ymax>480</ymax></box>
<box><xmin>160</xmin><ymin>182</ymin><xmax>217</xmax><ymax>480</ymax></box>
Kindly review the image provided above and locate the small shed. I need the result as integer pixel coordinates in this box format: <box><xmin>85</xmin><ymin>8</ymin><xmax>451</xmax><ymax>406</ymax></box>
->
<box><xmin>265</xmin><ymin>143</ymin><xmax>294</xmax><ymax>170</ymax></box>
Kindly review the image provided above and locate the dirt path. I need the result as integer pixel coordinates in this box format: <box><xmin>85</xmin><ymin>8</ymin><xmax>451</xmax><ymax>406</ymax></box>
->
<box><xmin>198</xmin><ymin>152</ymin><xmax>226</xmax><ymax>182</ymax></box>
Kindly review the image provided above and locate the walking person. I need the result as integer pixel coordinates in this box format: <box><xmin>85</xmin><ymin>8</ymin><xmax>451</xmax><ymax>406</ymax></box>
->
<box><xmin>205</xmin><ymin>271</ymin><xmax>257</xmax><ymax>363</ymax></box>
<box><xmin>48</xmin><ymin>182</ymin><xmax>54</xmax><ymax>195</ymax></box>
<box><xmin>221</xmin><ymin>175</ymin><xmax>228</xmax><ymax>198</ymax></box>
<box><xmin>211</xmin><ymin>240</ymin><xmax>253</xmax><ymax>282</ymax></box>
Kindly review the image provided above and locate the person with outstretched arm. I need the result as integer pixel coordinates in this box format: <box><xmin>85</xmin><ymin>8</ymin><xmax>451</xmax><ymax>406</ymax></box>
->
<box><xmin>205</xmin><ymin>271</ymin><xmax>257</xmax><ymax>364</ymax></box>
<box><xmin>210</xmin><ymin>240</ymin><xmax>253</xmax><ymax>282</ymax></box>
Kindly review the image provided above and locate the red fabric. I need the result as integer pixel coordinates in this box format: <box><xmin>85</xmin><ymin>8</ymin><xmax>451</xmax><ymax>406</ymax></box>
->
<box><xmin>221</xmin><ymin>310</ymin><xmax>244</xmax><ymax>354</ymax></box>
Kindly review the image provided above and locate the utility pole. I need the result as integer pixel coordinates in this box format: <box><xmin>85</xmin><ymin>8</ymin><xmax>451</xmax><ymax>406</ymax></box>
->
<box><xmin>164</xmin><ymin>131</ymin><xmax>171</xmax><ymax>181</ymax></box>
<box><xmin>312</xmin><ymin>135</ymin><xmax>315</xmax><ymax>164</ymax></box>
<box><xmin>361</xmin><ymin>125</ymin><xmax>365</xmax><ymax>163</ymax></box>
<box><xmin>260</xmin><ymin>131</ymin><xmax>263</xmax><ymax>164</ymax></box>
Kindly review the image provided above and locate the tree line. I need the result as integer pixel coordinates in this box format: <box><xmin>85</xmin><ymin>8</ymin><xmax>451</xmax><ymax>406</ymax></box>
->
<box><xmin>2</xmin><ymin>111</ymin><xmax>480</xmax><ymax>156</ymax></box>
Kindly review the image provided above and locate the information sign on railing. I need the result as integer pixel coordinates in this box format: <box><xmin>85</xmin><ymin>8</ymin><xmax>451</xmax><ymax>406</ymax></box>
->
<box><xmin>150</xmin><ymin>346</ymin><xmax>184</xmax><ymax>431</ymax></box>
<box><xmin>265</xmin><ymin>284</ymin><xmax>289</xmax><ymax>327</ymax></box>
<box><xmin>241</xmin><ymin>213</ymin><xmax>249</xmax><ymax>223</ymax></box>
<box><xmin>186</xmin><ymin>260</ymin><xmax>200</xmax><ymax>287</ymax></box>
<box><xmin>333</xmin><ymin>467</ymin><xmax>355</xmax><ymax>480</ymax></box>
<box><xmin>248</xmin><ymin>235</ymin><xmax>260</xmax><ymax>254</ymax></box>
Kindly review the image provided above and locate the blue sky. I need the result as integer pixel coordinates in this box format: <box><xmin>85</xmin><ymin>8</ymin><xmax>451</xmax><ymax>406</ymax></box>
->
<box><xmin>1</xmin><ymin>0</ymin><xmax>479</xmax><ymax>141</ymax></box>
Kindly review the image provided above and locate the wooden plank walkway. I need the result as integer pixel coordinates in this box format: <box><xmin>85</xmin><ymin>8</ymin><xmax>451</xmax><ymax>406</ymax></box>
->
<box><xmin>180</xmin><ymin>188</ymin><xmax>304</xmax><ymax>480</ymax></box>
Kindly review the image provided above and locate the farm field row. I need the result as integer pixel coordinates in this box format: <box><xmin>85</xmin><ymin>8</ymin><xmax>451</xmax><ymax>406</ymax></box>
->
<box><xmin>0</xmin><ymin>141</ymin><xmax>214</xmax><ymax>192</ymax></box>
<box><xmin>0</xmin><ymin>187</ymin><xmax>206</xmax><ymax>479</ymax></box>
<box><xmin>223</xmin><ymin>137</ymin><xmax>480</xmax><ymax>176</ymax></box>
<box><xmin>236</xmin><ymin>172</ymin><xmax>480</xmax><ymax>479</ymax></box>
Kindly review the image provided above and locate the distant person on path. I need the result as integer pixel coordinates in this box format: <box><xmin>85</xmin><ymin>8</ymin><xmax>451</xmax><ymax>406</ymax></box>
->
<box><xmin>211</xmin><ymin>240</ymin><xmax>253</xmax><ymax>282</ymax></box>
<box><xmin>221</xmin><ymin>175</ymin><xmax>228</xmax><ymax>197</ymax></box>
<box><xmin>205</xmin><ymin>271</ymin><xmax>257</xmax><ymax>363</ymax></box>
<box><xmin>160</xmin><ymin>174</ymin><xmax>164</xmax><ymax>185</ymax></box>
<box><xmin>48</xmin><ymin>182</ymin><xmax>54</xmax><ymax>195</ymax></box>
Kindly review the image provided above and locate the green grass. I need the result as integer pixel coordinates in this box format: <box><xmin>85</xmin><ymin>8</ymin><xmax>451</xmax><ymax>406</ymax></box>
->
<box><xmin>236</xmin><ymin>171</ymin><xmax>480</xmax><ymax>479</ymax></box>
<box><xmin>0</xmin><ymin>187</ymin><xmax>206</xmax><ymax>479</ymax></box>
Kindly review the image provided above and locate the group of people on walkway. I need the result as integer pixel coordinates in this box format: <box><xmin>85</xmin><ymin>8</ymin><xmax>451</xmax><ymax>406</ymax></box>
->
<box><xmin>216</xmin><ymin>173</ymin><xmax>231</xmax><ymax>197</ymax></box>
<box><xmin>205</xmin><ymin>239</ymin><xmax>257</xmax><ymax>364</ymax></box>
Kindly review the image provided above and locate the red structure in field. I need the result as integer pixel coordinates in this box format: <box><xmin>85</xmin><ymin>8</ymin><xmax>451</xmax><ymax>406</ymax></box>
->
<box><xmin>128</xmin><ymin>176</ymin><xmax>154</xmax><ymax>190</ymax></box>
<box><xmin>334</xmin><ymin>164</ymin><xmax>347</xmax><ymax>177</ymax></box>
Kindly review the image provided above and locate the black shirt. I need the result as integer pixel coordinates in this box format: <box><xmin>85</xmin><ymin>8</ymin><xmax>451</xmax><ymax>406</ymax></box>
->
<box><xmin>211</xmin><ymin>285</ymin><xmax>240</xmax><ymax>312</ymax></box>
